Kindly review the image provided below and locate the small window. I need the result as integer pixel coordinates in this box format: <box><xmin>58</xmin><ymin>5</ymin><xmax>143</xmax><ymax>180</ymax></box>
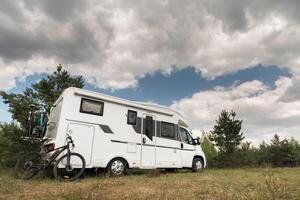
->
<box><xmin>80</xmin><ymin>98</ymin><xmax>104</xmax><ymax>116</ymax></box>
<box><xmin>127</xmin><ymin>110</ymin><xmax>137</xmax><ymax>125</ymax></box>
<box><xmin>161</xmin><ymin>122</ymin><xmax>175</xmax><ymax>139</ymax></box>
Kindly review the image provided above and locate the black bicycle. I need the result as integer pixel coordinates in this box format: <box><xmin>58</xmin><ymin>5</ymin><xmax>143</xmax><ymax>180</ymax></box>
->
<box><xmin>15</xmin><ymin>135</ymin><xmax>86</xmax><ymax>181</ymax></box>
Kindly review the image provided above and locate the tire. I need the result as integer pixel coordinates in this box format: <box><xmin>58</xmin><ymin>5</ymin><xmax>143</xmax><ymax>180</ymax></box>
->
<box><xmin>106</xmin><ymin>158</ymin><xmax>127</xmax><ymax>177</ymax></box>
<box><xmin>14</xmin><ymin>152</ymin><xmax>42</xmax><ymax>180</ymax></box>
<box><xmin>192</xmin><ymin>158</ymin><xmax>204</xmax><ymax>172</ymax></box>
<box><xmin>53</xmin><ymin>153</ymin><xmax>86</xmax><ymax>182</ymax></box>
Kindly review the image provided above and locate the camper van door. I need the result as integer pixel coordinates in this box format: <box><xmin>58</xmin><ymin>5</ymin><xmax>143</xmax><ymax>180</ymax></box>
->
<box><xmin>178</xmin><ymin>127</ymin><xmax>195</xmax><ymax>167</ymax></box>
<box><xmin>67</xmin><ymin>122</ymin><xmax>95</xmax><ymax>165</ymax></box>
<box><xmin>140</xmin><ymin>114</ymin><xmax>156</xmax><ymax>168</ymax></box>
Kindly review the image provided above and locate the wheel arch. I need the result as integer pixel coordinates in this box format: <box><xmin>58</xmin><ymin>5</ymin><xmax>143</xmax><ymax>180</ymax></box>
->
<box><xmin>193</xmin><ymin>155</ymin><xmax>206</xmax><ymax>167</ymax></box>
<box><xmin>106</xmin><ymin>156</ymin><xmax>130</xmax><ymax>169</ymax></box>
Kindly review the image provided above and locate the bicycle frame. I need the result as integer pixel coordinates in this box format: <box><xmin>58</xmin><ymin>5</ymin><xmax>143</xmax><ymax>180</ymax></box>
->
<box><xmin>45</xmin><ymin>145</ymin><xmax>69</xmax><ymax>166</ymax></box>
<box><xmin>30</xmin><ymin>141</ymin><xmax>73</xmax><ymax>170</ymax></box>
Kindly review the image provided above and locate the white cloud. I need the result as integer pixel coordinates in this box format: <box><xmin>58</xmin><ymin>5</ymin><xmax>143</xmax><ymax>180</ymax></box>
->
<box><xmin>171</xmin><ymin>77</ymin><xmax>300</xmax><ymax>145</ymax></box>
<box><xmin>0</xmin><ymin>0</ymin><xmax>300</xmax><ymax>92</ymax></box>
<box><xmin>0</xmin><ymin>56</ymin><xmax>57</xmax><ymax>90</ymax></box>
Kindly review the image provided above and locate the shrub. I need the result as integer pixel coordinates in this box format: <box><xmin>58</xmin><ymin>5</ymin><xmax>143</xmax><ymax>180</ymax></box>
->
<box><xmin>0</xmin><ymin>123</ymin><xmax>39</xmax><ymax>168</ymax></box>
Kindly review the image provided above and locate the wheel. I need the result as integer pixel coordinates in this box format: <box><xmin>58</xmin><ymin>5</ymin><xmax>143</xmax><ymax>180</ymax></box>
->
<box><xmin>53</xmin><ymin>153</ymin><xmax>86</xmax><ymax>181</ymax></box>
<box><xmin>192</xmin><ymin>158</ymin><xmax>204</xmax><ymax>172</ymax></box>
<box><xmin>14</xmin><ymin>152</ymin><xmax>42</xmax><ymax>180</ymax></box>
<box><xmin>107</xmin><ymin>158</ymin><xmax>127</xmax><ymax>176</ymax></box>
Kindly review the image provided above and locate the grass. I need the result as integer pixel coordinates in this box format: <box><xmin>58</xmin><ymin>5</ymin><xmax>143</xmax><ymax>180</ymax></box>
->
<box><xmin>0</xmin><ymin>168</ymin><xmax>300</xmax><ymax>200</ymax></box>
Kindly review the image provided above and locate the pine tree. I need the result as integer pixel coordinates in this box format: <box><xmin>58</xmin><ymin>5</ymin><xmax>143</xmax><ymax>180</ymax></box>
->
<box><xmin>0</xmin><ymin>64</ymin><xmax>85</xmax><ymax>127</ymax></box>
<box><xmin>209</xmin><ymin>110</ymin><xmax>244</xmax><ymax>154</ymax></box>
<box><xmin>269</xmin><ymin>134</ymin><xmax>299</xmax><ymax>167</ymax></box>
<box><xmin>257</xmin><ymin>141</ymin><xmax>269</xmax><ymax>165</ymax></box>
<box><xmin>32</xmin><ymin>64</ymin><xmax>84</xmax><ymax>111</ymax></box>
<box><xmin>290</xmin><ymin>137</ymin><xmax>300</xmax><ymax>166</ymax></box>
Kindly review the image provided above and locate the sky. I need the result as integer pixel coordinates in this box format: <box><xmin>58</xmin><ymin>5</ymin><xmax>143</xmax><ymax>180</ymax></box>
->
<box><xmin>0</xmin><ymin>0</ymin><xmax>300</xmax><ymax>146</ymax></box>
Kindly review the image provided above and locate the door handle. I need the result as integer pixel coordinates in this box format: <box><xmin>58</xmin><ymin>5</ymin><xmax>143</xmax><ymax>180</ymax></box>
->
<box><xmin>180</xmin><ymin>143</ymin><xmax>183</xmax><ymax>149</ymax></box>
<box><xmin>142</xmin><ymin>137</ymin><xmax>146</xmax><ymax>144</ymax></box>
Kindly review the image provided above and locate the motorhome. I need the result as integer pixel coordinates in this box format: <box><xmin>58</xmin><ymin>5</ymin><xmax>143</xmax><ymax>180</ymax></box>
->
<box><xmin>44</xmin><ymin>87</ymin><xmax>206</xmax><ymax>176</ymax></box>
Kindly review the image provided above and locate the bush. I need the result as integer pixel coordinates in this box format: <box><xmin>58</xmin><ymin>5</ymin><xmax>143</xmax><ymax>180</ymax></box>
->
<box><xmin>0</xmin><ymin>123</ymin><xmax>39</xmax><ymax>168</ymax></box>
<box><xmin>204</xmin><ymin>134</ymin><xmax>300</xmax><ymax>168</ymax></box>
<box><xmin>201</xmin><ymin>134</ymin><xmax>217</xmax><ymax>167</ymax></box>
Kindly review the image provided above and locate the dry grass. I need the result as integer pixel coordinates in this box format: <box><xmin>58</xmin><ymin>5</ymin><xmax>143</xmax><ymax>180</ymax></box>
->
<box><xmin>0</xmin><ymin>168</ymin><xmax>300</xmax><ymax>200</ymax></box>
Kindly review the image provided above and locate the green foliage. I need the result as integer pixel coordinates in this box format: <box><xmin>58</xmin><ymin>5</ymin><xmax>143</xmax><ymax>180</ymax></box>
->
<box><xmin>230</xmin><ymin>142</ymin><xmax>259</xmax><ymax>167</ymax></box>
<box><xmin>209</xmin><ymin>134</ymin><xmax>300</xmax><ymax>168</ymax></box>
<box><xmin>208</xmin><ymin>110</ymin><xmax>300</xmax><ymax>168</ymax></box>
<box><xmin>0</xmin><ymin>123</ymin><xmax>39</xmax><ymax>168</ymax></box>
<box><xmin>0</xmin><ymin>65</ymin><xmax>84</xmax><ymax>127</ymax></box>
<box><xmin>257</xmin><ymin>135</ymin><xmax>300</xmax><ymax>167</ymax></box>
<box><xmin>201</xmin><ymin>132</ymin><xmax>217</xmax><ymax>167</ymax></box>
<box><xmin>209</xmin><ymin>110</ymin><xmax>244</xmax><ymax>167</ymax></box>
<box><xmin>0</xmin><ymin>65</ymin><xmax>84</xmax><ymax>168</ymax></box>
<box><xmin>257</xmin><ymin>141</ymin><xmax>270</xmax><ymax>166</ymax></box>
<box><xmin>209</xmin><ymin>110</ymin><xmax>244</xmax><ymax>154</ymax></box>
<box><xmin>32</xmin><ymin>64</ymin><xmax>84</xmax><ymax>112</ymax></box>
<box><xmin>0</xmin><ymin>88</ymin><xmax>39</xmax><ymax>129</ymax></box>
<box><xmin>290</xmin><ymin>137</ymin><xmax>300</xmax><ymax>165</ymax></box>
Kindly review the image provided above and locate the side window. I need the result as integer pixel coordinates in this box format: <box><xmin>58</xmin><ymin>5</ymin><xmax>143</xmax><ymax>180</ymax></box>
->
<box><xmin>186</xmin><ymin>132</ymin><xmax>194</xmax><ymax>145</ymax></box>
<box><xmin>80</xmin><ymin>98</ymin><xmax>104</xmax><ymax>116</ymax></box>
<box><xmin>127</xmin><ymin>110</ymin><xmax>137</xmax><ymax>125</ymax></box>
<box><xmin>179</xmin><ymin>127</ymin><xmax>194</xmax><ymax>145</ymax></box>
<box><xmin>144</xmin><ymin>116</ymin><xmax>154</xmax><ymax>140</ymax></box>
<box><xmin>179</xmin><ymin>128</ymin><xmax>188</xmax><ymax>143</ymax></box>
<box><xmin>161</xmin><ymin>122</ymin><xmax>175</xmax><ymax>139</ymax></box>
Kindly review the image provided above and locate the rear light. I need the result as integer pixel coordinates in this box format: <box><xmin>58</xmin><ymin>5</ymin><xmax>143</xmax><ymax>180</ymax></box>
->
<box><xmin>50</xmin><ymin>143</ymin><xmax>55</xmax><ymax>151</ymax></box>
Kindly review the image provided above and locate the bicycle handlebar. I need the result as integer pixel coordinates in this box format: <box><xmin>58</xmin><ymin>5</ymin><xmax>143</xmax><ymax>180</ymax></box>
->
<box><xmin>67</xmin><ymin>136</ymin><xmax>74</xmax><ymax>143</ymax></box>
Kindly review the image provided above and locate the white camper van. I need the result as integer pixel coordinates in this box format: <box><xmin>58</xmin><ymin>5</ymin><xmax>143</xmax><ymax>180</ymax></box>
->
<box><xmin>44</xmin><ymin>87</ymin><xmax>206</xmax><ymax>176</ymax></box>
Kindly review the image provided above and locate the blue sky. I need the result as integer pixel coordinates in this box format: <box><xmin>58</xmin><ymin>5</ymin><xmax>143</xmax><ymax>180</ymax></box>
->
<box><xmin>0</xmin><ymin>65</ymin><xmax>291</xmax><ymax>122</ymax></box>
<box><xmin>1</xmin><ymin>0</ymin><xmax>300</xmax><ymax>145</ymax></box>
<box><xmin>86</xmin><ymin>65</ymin><xmax>291</xmax><ymax>105</ymax></box>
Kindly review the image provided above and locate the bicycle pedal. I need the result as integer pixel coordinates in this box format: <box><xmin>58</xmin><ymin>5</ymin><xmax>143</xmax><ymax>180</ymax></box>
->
<box><xmin>63</xmin><ymin>176</ymin><xmax>70</xmax><ymax>179</ymax></box>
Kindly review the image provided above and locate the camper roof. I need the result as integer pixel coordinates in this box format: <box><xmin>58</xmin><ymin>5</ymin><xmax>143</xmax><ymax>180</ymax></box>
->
<box><xmin>60</xmin><ymin>87</ymin><xmax>189</xmax><ymax>127</ymax></box>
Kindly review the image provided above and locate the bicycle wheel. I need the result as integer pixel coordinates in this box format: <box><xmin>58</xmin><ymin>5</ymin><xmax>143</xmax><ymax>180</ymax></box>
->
<box><xmin>53</xmin><ymin>153</ymin><xmax>86</xmax><ymax>181</ymax></box>
<box><xmin>14</xmin><ymin>152</ymin><xmax>42</xmax><ymax>180</ymax></box>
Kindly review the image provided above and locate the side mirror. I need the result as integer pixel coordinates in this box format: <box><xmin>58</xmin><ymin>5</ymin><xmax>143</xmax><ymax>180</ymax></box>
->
<box><xmin>193</xmin><ymin>138</ymin><xmax>201</xmax><ymax>145</ymax></box>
